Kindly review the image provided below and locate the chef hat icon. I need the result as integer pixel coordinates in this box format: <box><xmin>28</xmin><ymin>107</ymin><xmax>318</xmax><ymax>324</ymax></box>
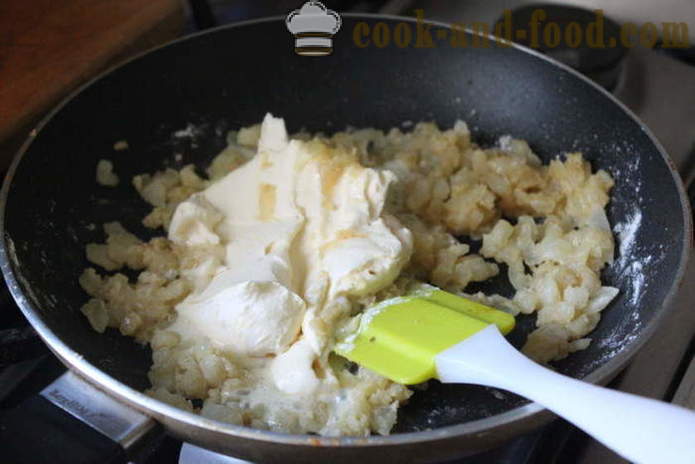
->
<box><xmin>286</xmin><ymin>1</ymin><xmax>342</xmax><ymax>56</ymax></box>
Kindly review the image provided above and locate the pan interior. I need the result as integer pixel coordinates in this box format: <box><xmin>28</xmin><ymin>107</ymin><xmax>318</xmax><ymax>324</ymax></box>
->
<box><xmin>3</xmin><ymin>17</ymin><xmax>686</xmax><ymax>434</ymax></box>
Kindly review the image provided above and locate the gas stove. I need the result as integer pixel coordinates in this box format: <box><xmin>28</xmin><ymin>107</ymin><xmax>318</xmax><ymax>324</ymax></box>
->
<box><xmin>1</xmin><ymin>1</ymin><xmax>694</xmax><ymax>463</ymax></box>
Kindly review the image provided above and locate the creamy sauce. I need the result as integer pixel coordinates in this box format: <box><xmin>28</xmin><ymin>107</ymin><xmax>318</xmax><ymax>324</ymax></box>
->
<box><xmin>166</xmin><ymin>114</ymin><xmax>413</xmax><ymax>394</ymax></box>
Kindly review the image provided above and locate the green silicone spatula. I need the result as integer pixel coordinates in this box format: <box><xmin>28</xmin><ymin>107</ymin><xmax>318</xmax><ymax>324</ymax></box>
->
<box><xmin>335</xmin><ymin>285</ymin><xmax>515</xmax><ymax>385</ymax></box>
<box><xmin>335</xmin><ymin>286</ymin><xmax>695</xmax><ymax>464</ymax></box>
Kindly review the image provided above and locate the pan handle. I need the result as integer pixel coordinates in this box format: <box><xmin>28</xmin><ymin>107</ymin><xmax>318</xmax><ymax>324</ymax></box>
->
<box><xmin>0</xmin><ymin>371</ymin><xmax>160</xmax><ymax>464</ymax></box>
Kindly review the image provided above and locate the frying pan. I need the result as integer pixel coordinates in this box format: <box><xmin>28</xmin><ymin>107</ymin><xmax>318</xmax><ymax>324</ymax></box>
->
<box><xmin>0</xmin><ymin>14</ymin><xmax>691</xmax><ymax>464</ymax></box>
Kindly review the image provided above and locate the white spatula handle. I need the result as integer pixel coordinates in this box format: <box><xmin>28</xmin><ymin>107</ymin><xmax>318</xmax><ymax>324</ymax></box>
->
<box><xmin>435</xmin><ymin>325</ymin><xmax>695</xmax><ymax>464</ymax></box>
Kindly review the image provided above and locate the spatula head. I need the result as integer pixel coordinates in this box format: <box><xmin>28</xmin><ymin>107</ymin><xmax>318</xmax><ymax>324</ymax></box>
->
<box><xmin>335</xmin><ymin>288</ymin><xmax>515</xmax><ymax>384</ymax></box>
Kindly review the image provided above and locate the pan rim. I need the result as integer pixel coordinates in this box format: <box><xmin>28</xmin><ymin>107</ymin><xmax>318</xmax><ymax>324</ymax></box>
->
<box><xmin>0</xmin><ymin>12</ymin><xmax>691</xmax><ymax>451</ymax></box>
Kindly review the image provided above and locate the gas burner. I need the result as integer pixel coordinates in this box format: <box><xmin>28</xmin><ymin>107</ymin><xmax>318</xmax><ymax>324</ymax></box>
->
<box><xmin>0</xmin><ymin>279</ymin><xmax>44</xmax><ymax>369</ymax></box>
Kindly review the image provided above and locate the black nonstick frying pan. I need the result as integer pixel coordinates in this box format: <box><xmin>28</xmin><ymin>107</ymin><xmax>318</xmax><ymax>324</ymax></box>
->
<box><xmin>0</xmin><ymin>14</ymin><xmax>691</xmax><ymax>464</ymax></box>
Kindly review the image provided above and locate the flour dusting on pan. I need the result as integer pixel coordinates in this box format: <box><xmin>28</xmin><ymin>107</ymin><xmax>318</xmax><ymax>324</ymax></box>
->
<box><xmin>614</xmin><ymin>209</ymin><xmax>650</xmax><ymax>305</ymax></box>
<box><xmin>172</xmin><ymin>123</ymin><xmax>203</xmax><ymax>140</ymax></box>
